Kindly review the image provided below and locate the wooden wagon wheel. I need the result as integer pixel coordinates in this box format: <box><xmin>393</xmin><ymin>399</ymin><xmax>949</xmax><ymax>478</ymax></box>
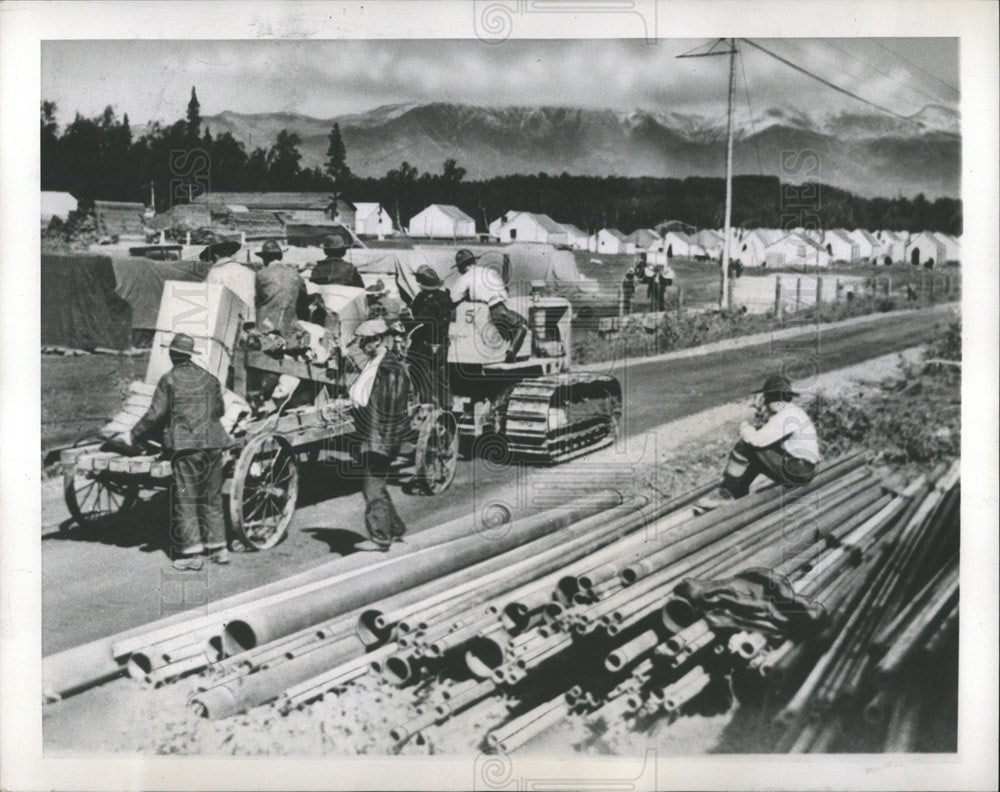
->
<box><xmin>413</xmin><ymin>408</ymin><xmax>459</xmax><ymax>495</ymax></box>
<box><xmin>64</xmin><ymin>466</ymin><xmax>139</xmax><ymax>529</ymax></box>
<box><xmin>229</xmin><ymin>433</ymin><xmax>299</xmax><ymax>550</ymax></box>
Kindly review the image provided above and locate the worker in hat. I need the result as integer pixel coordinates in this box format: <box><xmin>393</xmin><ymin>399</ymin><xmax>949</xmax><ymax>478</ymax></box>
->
<box><xmin>449</xmin><ymin>248</ymin><xmax>528</xmax><ymax>363</ymax></box>
<box><xmin>406</xmin><ymin>264</ymin><xmax>453</xmax><ymax>407</ymax></box>
<box><xmin>696</xmin><ymin>374</ymin><xmax>821</xmax><ymax>512</ymax></box>
<box><xmin>310</xmin><ymin>233</ymin><xmax>363</xmax><ymax>288</ymax></box>
<box><xmin>365</xmin><ymin>278</ymin><xmax>405</xmax><ymax>321</ymax></box>
<box><xmin>130</xmin><ymin>333</ymin><xmax>235</xmax><ymax>569</ymax></box>
<box><xmin>254</xmin><ymin>239</ymin><xmax>309</xmax><ymax>340</ymax></box>
<box><xmin>348</xmin><ymin>319</ymin><xmax>410</xmax><ymax>549</ymax></box>
<box><xmin>203</xmin><ymin>234</ymin><xmax>255</xmax><ymax>323</ymax></box>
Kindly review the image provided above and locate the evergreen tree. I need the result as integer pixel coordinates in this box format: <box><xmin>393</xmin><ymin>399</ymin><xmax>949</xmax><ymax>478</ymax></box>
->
<box><xmin>324</xmin><ymin>122</ymin><xmax>352</xmax><ymax>192</ymax></box>
<box><xmin>266</xmin><ymin>129</ymin><xmax>303</xmax><ymax>190</ymax></box>
<box><xmin>186</xmin><ymin>87</ymin><xmax>201</xmax><ymax>140</ymax></box>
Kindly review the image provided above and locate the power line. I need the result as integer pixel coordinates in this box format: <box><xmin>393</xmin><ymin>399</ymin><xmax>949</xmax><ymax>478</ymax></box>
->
<box><xmin>820</xmin><ymin>39</ymin><xmax>953</xmax><ymax>108</ymax></box>
<box><xmin>872</xmin><ymin>40</ymin><xmax>960</xmax><ymax>97</ymax></box>
<box><xmin>742</xmin><ymin>38</ymin><xmax>960</xmax><ymax>140</ymax></box>
<box><xmin>775</xmin><ymin>38</ymin><xmax>948</xmax><ymax>119</ymax></box>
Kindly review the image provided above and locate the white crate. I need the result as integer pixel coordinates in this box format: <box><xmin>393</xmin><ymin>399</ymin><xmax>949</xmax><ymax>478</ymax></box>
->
<box><xmin>147</xmin><ymin>280</ymin><xmax>249</xmax><ymax>384</ymax></box>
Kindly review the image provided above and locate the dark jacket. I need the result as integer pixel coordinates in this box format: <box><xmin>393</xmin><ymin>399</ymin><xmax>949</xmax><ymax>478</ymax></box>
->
<box><xmin>310</xmin><ymin>257</ymin><xmax>363</xmax><ymax>288</ymax></box>
<box><xmin>357</xmin><ymin>350</ymin><xmax>410</xmax><ymax>458</ymax></box>
<box><xmin>407</xmin><ymin>288</ymin><xmax>452</xmax><ymax>348</ymax></box>
<box><xmin>132</xmin><ymin>360</ymin><xmax>234</xmax><ymax>451</ymax></box>
<box><xmin>256</xmin><ymin>262</ymin><xmax>308</xmax><ymax>338</ymax></box>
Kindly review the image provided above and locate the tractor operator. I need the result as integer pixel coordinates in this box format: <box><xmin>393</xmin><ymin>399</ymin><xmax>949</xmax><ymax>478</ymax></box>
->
<box><xmin>406</xmin><ymin>264</ymin><xmax>452</xmax><ymax>407</ymax></box>
<box><xmin>349</xmin><ymin>319</ymin><xmax>410</xmax><ymax>550</ymax></box>
<box><xmin>129</xmin><ymin>333</ymin><xmax>234</xmax><ymax>570</ymax></box>
<box><xmin>449</xmin><ymin>248</ymin><xmax>527</xmax><ymax>363</ymax></box>
<box><xmin>695</xmin><ymin>374</ymin><xmax>821</xmax><ymax>512</ymax></box>
<box><xmin>310</xmin><ymin>233</ymin><xmax>363</xmax><ymax>288</ymax></box>
<box><xmin>203</xmin><ymin>234</ymin><xmax>255</xmax><ymax>323</ymax></box>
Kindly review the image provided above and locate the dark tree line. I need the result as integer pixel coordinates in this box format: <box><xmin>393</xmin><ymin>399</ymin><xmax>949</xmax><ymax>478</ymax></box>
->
<box><xmin>41</xmin><ymin>91</ymin><xmax>963</xmax><ymax>236</ymax></box>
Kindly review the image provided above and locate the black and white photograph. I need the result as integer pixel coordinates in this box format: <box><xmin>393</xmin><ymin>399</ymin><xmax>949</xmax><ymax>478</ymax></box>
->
<box><xmin>1</xmin><ymin>1</ymin><xmax>997</xmax><ymax>790</ymax></box>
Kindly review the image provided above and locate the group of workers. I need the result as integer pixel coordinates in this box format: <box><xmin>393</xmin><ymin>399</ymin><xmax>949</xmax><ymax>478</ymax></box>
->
<box><xmin>127</xmin><ymin>233</ymin><xmax>819</xmax><ymax>569</ymax></box>
<box><xmin>128</xmin><ymin>236</ymin><xmax>533</xmax><ymax>567</ymax></box>
<box><xmin>621</xmin><ymin>254</ymin><xmax>677</xmax><ymax>314</ymax></box>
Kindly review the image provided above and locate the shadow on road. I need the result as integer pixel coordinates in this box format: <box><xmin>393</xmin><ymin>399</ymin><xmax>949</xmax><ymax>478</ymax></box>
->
<box><xmin>299</xmin><ymin>527</ymin><xmax>367</xmax><ymax>556</ymax></box>
<box><xmin>42</xmin><ymin>492</ymin><xmax>172</xmax><ymax>554</ymax></box>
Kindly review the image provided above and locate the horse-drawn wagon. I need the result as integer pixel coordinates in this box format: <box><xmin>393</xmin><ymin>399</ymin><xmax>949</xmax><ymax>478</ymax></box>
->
<box><xmin>61</xmin><ymin>278</ymin><xmax>458</xmax><ymax>550</ymax></box>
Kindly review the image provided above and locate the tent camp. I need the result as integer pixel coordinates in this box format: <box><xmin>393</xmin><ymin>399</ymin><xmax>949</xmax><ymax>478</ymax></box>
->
<box><xmin>41</xmin><ymin>254</ymin><xmax>133</xmax><ymax>349</ymax></box>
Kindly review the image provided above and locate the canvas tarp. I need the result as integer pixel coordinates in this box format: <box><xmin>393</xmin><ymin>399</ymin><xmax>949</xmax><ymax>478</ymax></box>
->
<box><xmin>110</xmin><ymin>256</ymin><xmax>210</xmax><ymax>330</ymax></box>
<box><xmin>41</xmin><ymin>254</ymin><xmax>133</xmax><ymax>349</ymax></box>
<box><xmin>392</xmin><ymin>243</ymin><xmax>593</xmax><ymax>302</ymax></box>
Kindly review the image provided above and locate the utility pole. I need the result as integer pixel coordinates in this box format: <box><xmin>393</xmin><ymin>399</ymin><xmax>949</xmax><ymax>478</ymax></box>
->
<box><xmin>721</xmin><ymin>39</ymin><xmax>736</xmax><ymax>311</ymax></box>
<box><xmin>678</xmin><ymin>39</ymin><xmax>738</xmax><ymax>311</ymax></box>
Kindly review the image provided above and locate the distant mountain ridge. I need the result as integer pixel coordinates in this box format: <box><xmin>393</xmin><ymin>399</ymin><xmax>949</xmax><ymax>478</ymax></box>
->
<box><xmin>197</xmin><ymin>102</ymin><xmax>960</xmax><ymax>198</ymax></box>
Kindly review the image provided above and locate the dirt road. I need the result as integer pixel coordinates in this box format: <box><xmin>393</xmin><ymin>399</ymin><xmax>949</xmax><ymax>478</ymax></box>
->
<box><xmin>41</xmin><ymin>306</ymin><xmax>955</xmax><ymax>654</ymax></box>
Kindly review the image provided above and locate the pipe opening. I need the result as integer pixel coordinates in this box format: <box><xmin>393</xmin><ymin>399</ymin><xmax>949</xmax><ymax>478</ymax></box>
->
<box><xmin>389</xmin><ymin>726</ymin><xmax>407</xmax><ymax>743</ymax></box>
<box><xmin>501</xmin><ymin>603</ymin><xmax>528</xmax><ymax>633</ymax></box>
<box><xmin>662</xmin><ymin>598</ymin><xmax>697</xmax><ymax>633</ymax></box>
<box><xmin>605</xmin><ymin>652</ymin><xmax>626</xmax><ymax>671</ymax></box>
<box><xmin>464</xmin><ymin>637</ymin><xmax>504</xmax><ymax>679</ymax></box>
<box><xmin>739</xmin><ymin>641</ymin><xmax>757</xmax><ymax>658</ymax></box>
<box><xmin>223</xmin><ymin>621</ymin><xmax>258</xmax><ymax>654</ymax></box>
<box><xmin>557</xmin><ymin>576</ymin><xmax>579</xmax><ymax>600</ymax></box>
<box><xmin>620</xmin><ymin>567</ymin><xmax>640</xmax><ymax>585</ymax></box>
<box><xmin>126</xmin><ymin>653</ymin><xmax>154</xmax><ymax>679</ymax></box>
<box><xmin>383</xmin><ymin>656</ymin><xmax>414</xmax><ymax>686</ymax></box>
<box><xmin>357</xmin><ymin>610</ymin><xmax>389</xmax><ymax>647</ymax></box>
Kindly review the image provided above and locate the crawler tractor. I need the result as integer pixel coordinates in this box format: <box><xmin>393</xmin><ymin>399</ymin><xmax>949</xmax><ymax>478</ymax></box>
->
<box><xmin>448</xmin><ymin>288</ymin><xmax>622</xmax><ymax>464</ymax></box>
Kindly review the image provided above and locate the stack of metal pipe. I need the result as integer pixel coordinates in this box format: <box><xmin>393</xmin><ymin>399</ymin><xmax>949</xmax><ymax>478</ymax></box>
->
<box><xmin>46</xmin><ymin>450</ymin><xmax>959</xmax><ymax>756</ymax></box>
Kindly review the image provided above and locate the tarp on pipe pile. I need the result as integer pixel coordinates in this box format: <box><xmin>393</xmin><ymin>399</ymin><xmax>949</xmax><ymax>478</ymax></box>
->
<box><xmin>41</xmin><ymin>254</ymin><xmax>133</xmax><ymax>349</ymax></box>
<box><xmin>109</xmin><ymin>256</ymin><xmax>210</xmax><ymax>330</ymax></box>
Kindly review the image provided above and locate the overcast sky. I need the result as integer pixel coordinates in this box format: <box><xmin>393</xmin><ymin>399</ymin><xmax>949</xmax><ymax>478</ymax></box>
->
<box><xmin>42</xmin><ymin>38</ymin><xmax>959</xmax><ymax>127</ymax></box>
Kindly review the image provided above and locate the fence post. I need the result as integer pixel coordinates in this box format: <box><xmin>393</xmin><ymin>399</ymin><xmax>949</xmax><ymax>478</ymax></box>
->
<box><xmin>885</xmin><ymin>276</ymin><xmax>892</xmax><ymax>297</ymax></box>
<box><xmin>944</xmin><ymin>274</ymin><xmax>952</xmax><ymax>297</ymax></box>
<box><xmin>816</xmin><ymin>276</ymin><xmax>823</xmax><ymax>319</ymax></box>
<box><xmin>618</xmin><ymin>284</ymin><xmax>624</xmax><ymax>325</ymax></box>
<box><xmin>795</xmin><ymin>278</ymin><xmax>802</xmax><ymax>314</ymax></box>
<box><xmin>920</xmin><ymin>271</ymin><xmax>927</xmax><ymax>300</ymax></box>
<box><xmin>677</xmin><ymin>285</ymin><xmax>684</xmax><ymax>317</ymax></box>
<box><xmin>929</xmin><ymin>275</ymin><xmax>936</xmax><ymax>301</ymax></box>
<box><xmin>775</xmin><ymin>277</ymin><xmax>784</xmax><ymax>323</ymax></box>
<box><xmin>835</xmin><ymin>278</ymin><xmax>842</xmax><ymax>304</ymax></box>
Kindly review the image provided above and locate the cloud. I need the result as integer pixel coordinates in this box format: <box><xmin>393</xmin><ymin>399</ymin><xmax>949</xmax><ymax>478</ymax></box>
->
<box><xmin>42</xmin><ymin>38</ymin><xmax>958</xmax><ymax>127</ymax></box>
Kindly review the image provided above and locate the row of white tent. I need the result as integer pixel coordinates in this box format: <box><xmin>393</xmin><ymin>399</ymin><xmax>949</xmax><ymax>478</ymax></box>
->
<box><xmin>590</xmin><ymin>226</ymin><xmax>961</xmax><ymax>268</ymax></box>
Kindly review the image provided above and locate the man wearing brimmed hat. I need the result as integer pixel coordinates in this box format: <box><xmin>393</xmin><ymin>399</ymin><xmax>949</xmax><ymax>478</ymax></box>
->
<box><xmin>406</xmin><ymin>264</ymin><xmax>453</xmax><ymax>407</ymax></box>
<box><xmin>696</xmin><ymin>373</ymin><xmax>821</xmax><ymax>512</ymax></box>
<box><xmin>203</xmin><ymin>233</ymin><xmax>255</xmax><ymax>323</ymax></box>
<box><xmin>130</xmin><ymin>333</ymin><xmax>235</xmax><ymax>569</ymax></box>
<box><xmin>348</xmin><ymin>319</ymin><xmax>410</xmax><ymax>549</ymax></box>
<box><xmin>254</xmin><ymin>239</ymin><xmax>308</xmax><ymax>340</ymax></box>
<box><xmin>449</xmin><ymin>248</ymin><xmax>527</xmax><ymax>363</ymax></box>
<box><xmin>310</xmin><ymin>233</ymin><xmax>363</xmax><ymax>288</ymax></box>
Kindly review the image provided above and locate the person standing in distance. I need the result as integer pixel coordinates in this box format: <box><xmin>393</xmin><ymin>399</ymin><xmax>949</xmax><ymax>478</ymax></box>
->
<box><xmin>130</xmin><ymin>333</ymin><xmax>235</xmax><ymax>569</ymax></box>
